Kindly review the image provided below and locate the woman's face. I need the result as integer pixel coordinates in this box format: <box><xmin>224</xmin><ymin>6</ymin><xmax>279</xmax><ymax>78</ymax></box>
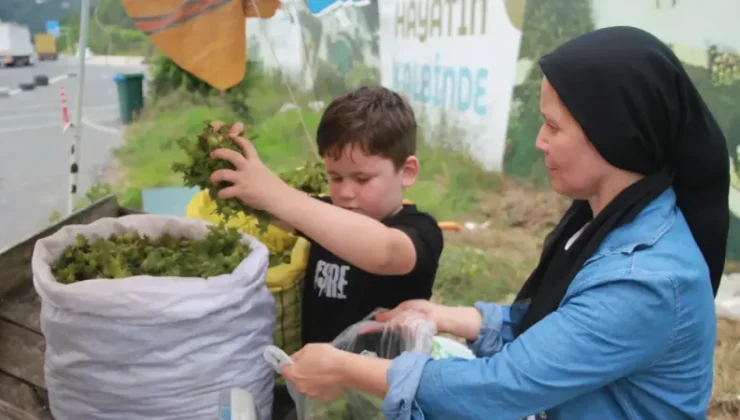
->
<box><xmin>535</xmin><ymin>77</ymin><xmax>610</xmax><ymax>200</ymax></box>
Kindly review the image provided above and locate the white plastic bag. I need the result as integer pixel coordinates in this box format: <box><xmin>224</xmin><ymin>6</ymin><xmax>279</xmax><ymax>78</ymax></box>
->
<box><xmin>430</xmin><ymin>335</ymin><xmax>475</xmax><ymax>360</ymax></box>
<box><xmin>32</xmin><ymin>215</ymin><xmax>276</xmax><ymax>420</ymax></box>
<box><xmin>263</xmin><ymin>346</ymin><xmax>307</xmax><ymax>420</ymax></box>
<box><xmin>717</xmin><ymin>273</ymin><xmax>740</xmax><ymax>321</ymax></box>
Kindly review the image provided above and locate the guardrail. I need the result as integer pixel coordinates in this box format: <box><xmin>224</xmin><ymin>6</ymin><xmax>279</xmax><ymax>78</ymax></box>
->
<box><xmin>60</xmin><ymin>54</ymin><xmax>147</xmax><ymax>67</ymax></box>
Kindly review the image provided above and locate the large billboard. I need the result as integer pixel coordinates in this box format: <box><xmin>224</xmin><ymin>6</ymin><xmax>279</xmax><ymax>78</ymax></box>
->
<box><xmin>378</xmin><ymin>0</ymin><xmax>524</xmax><ymax>171</ymax></box>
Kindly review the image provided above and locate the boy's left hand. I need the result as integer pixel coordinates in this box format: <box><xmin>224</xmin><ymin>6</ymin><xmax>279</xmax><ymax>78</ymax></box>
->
<box><xmin>209</xmin><ymin>121</ymin><xmax>287</xmax><ymax>210</ymax></box>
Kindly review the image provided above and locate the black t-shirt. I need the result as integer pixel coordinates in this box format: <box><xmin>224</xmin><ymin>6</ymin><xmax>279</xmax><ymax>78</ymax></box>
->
<box><xmin>297</xmin><ymin>196</ymin><xmax>444</xmax><ymax>344</ymax></box>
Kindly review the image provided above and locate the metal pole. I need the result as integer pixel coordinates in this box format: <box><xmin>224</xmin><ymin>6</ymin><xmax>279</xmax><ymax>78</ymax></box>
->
<box><xmin>68</xmin><ymin>0</ymin><xmax>90</xmax><ymax>215</ymax></box>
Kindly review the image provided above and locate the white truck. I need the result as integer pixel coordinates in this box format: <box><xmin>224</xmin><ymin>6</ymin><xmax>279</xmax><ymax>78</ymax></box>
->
<box><xmin>0</xmin><ymin>22</ymin><xmax>34</xmax><ymax>67</ymax></box>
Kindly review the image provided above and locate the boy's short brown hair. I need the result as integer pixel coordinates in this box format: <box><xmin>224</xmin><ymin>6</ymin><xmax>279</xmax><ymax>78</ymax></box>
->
<box><xmin>316</xmin><ymin>86</ymin><xmax>417</xmax><ymax>169</ymax></box>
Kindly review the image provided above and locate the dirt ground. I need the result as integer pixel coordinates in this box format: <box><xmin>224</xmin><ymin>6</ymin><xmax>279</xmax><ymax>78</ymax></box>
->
<box><xmin>442</xmin><ymin>180</ymin><xmax>739</xmax><ymax>419</ymax></box>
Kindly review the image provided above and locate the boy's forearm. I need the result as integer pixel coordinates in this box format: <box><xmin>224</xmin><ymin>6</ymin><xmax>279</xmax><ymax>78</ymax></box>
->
<box><xmin>264</xmin><ymin>186</ymin><xmax>413</xmax><ymax>274</ymax></box>
<box><xmin>270</xmin><ymin>218</ymin><xmax>295</xmax><ymax>234</ymax></box>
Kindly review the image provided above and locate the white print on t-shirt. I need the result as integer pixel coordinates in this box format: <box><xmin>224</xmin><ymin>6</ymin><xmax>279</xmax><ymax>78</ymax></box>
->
<box><xmin>314</xmin><ymin>260</ymin><xmax>349</xmax><ymax>299</ymax></box>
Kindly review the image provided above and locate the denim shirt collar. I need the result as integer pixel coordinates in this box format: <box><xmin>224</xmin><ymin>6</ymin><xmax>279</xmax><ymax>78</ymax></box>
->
<box><xmin>585</xmin><ymin>187</ymin><xmax>676</xmax><ymax>265</ymax></box>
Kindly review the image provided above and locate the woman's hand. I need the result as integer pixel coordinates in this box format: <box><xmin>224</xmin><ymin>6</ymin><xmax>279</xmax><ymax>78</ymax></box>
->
<box><xmin>375</xmin><ymin>300</ymin><xmax>484</xmax><ymax>341</ymax></box>
<box><xmin>281</xmin><ymin>343</ymin><xmax>347</xmax><ymax>402</ymax></box>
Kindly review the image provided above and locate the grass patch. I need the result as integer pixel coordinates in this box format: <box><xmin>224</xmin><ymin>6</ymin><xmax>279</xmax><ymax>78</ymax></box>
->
<box><xmin>711</xmin><ymin>319</ymin><xmax>740</xmax><ymax>420</ymax></box>
<box><xmin>432</xmin><ymin>181</ymin><xmax>568</xmax><ymax>304</ymax></box>
<box><xmin>409</xmin><ymin>141</ymin><xmax>503</xmax><ymax>221</ymax></box>
<box><xmin>112</xmin><ymin>92</ymin><xmax>324</xmax><ymax>208</ymax></box>
<box><xmin>115</xmin><ymin>101</ymin><xmax>239</xmax><ymax>191</ymax></box>
<box><xmin>433</xmin><ymin>244</ymin><xmax>523</xmax><ymax>306</ymax></box>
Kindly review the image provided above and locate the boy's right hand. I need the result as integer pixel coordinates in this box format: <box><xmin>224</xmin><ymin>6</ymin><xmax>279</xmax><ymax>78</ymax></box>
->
<box><xmin>209</xmin><ymin>121</ymin><xmax>296</xmax><ymax>233</ymax></box>
<box><xmin>210</xmin><ymin>120</ymin><xmax>244</xmax><ymax>137</ymax></box>
<box><xmin>208</xmin><ymin>121</ymin><xmax>289</xmax><ymax>212</ymax></box>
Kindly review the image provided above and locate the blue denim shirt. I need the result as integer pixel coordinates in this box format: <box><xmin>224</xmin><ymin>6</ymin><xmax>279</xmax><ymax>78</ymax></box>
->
<box><xmin>381</xmin><ymin>188</ymin><xmax>716</xmax><ymax>420</ymax></box>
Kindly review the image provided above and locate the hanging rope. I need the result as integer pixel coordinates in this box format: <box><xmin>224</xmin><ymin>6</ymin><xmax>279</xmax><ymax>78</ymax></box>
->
<box><xmin>247</xmin><ymin>0</ymin><xmax>321</xmax><ymax>160</ymax></box>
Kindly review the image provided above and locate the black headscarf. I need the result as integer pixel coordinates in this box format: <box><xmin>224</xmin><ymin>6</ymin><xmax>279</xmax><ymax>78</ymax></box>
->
<box><xmin>514</xmin><ymin>26</ymin><xmax>730</xmax><ymax>337</ymax></box>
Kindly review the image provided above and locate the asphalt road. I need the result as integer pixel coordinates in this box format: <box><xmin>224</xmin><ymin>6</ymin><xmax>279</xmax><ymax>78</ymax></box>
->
<box><xmin>0</xmin><ymin>57</ymin><xmax>149</xmax><ymax>251</ymax></box>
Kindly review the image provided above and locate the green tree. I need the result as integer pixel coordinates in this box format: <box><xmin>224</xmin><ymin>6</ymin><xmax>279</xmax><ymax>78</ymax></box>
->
<box><xmin>95</xmin><ymin>0</ymin><xmax>135</xmax><ymax>29</ymax></box>
<box><xmin>55</xmin><ymin>0</ymin><xmax>151</xmax><ymax>55</ymax></box>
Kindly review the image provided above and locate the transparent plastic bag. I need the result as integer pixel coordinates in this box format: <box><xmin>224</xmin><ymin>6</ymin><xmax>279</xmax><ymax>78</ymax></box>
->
<box><xmin>330</xmin><ymin>308</ymin><xmax>437</xmax><ymax>358</ymax></box>
<box><xmin>310</xmin><ymin>308</ymin><xmax>437</xmax><ymax>420</ymax></box>
<box><xmin>264</xmin><ymin>308</ymin><xmax>437</xmax><ymax>420</ymax></box>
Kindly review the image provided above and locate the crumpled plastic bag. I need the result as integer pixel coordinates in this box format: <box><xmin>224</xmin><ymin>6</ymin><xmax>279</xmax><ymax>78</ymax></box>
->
<box><xmin>265</xmin><ymin>308</ymin><xmax>439</xmax><ymax>420</ymax></box>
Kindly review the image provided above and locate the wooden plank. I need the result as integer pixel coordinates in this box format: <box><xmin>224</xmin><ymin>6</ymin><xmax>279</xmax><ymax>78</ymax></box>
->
<box><xmin>0</xmin><ymin>373</ymin><xmax>50</xmax><ymax>420</ymax></box>
<box><xmin>0</xmin><ymin>320</ymin><xmax>45</xmax><ymax>390</ymax></box>
<box><xmin>0</xmin><ymin>288</ymin><xmax>41</xmax><ymax>333</ymax></box>
<box><xmin>0</xmin><ymin>195</ymin><xmax>121</xmax><ymax>299</ymax></box>
<box><xmin>0</xmin><ymin>400</ymin><xmax>48</xmax><ymax>420</ymax></box>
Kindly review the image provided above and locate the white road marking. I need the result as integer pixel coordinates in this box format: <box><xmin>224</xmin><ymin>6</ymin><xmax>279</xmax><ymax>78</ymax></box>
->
<box><xmin>0</xmin><ymin>111</ymin><xmax>60</xmax><ymax>122</ymax></box>
<box><xmin>0</xmin><ymin>102</ymin><xmax>58</xmax><ymax>111</ymax></box>
<box><xmin>49</xmin><ymin>74</ymin><xmax>69</xmax><ymax>84</ymax></box>
<box><xmin>0</xmin><ymin>122</ymin><xmax>59</xmax><ymax>134</ymax></box>
<box><xmin>82</xmin><ymin>116</ymin><xmax>121</xmax><ymax>135</ymax></box>
<box><xmin>0</xmin><ymin>103</ymin><xmax>117</xmax><ymax>115</ymax></box>
<box><xmin>0</xmin><ymin>113</ymin><xmax>121</xmax><ymax>135</ymax></box>
<box><xmin>2</xmin><ymin>73</ymin><xmax>69</xmax><ymax>98</ymax></box>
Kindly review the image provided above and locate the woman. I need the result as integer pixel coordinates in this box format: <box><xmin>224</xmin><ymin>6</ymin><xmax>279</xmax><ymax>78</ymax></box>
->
<box><xmin>281</xmin><ymin>26</ymin><xmax>730</xmax><ymax>419</ymax></box>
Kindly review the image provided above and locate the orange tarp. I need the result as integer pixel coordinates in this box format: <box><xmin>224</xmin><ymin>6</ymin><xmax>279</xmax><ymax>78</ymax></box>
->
<box><xmin>121</xmin><ymin>0</ymin><xmax>280</xmax><ymax>90</ymax></box>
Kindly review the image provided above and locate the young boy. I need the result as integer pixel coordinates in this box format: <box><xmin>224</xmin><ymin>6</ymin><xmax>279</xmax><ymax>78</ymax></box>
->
<box><xmin>210</xmin><ymin>86</ymin><xmax>444</xmax><ymax>345</ymax></box>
